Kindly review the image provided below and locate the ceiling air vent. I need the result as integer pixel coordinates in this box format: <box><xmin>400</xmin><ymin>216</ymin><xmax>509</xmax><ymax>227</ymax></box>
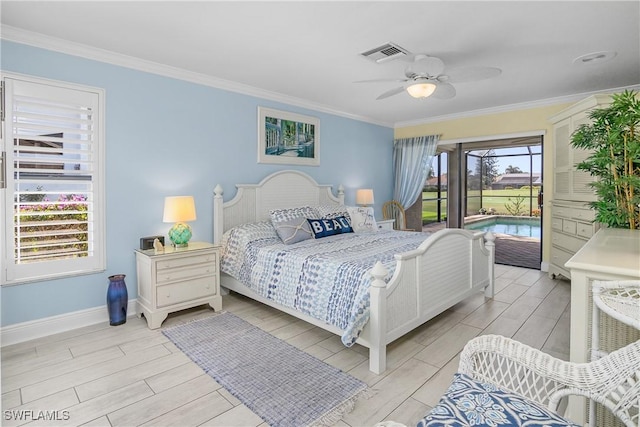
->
<box><xmin>360</xmin><ymin>42</ymin><xmax>409</xmax><ymax>63</ymax></box>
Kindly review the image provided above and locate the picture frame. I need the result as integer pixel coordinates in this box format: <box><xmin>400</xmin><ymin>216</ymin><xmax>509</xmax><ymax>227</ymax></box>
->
<box><xmin>257</xmin><ymin>107</ymin><xmax>319</xmax><ymax>166</ymax></box>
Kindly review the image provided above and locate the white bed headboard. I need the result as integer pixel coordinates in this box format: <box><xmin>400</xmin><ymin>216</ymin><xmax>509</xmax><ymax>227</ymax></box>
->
<box><xmin>213</xmin><ymin>170</ymin><xmax>344</xmax><ymax>244</ymax></box>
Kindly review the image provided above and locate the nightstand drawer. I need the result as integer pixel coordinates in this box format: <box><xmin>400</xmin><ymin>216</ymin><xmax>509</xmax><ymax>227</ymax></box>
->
<box><xmin>156</xmin><ymin>276</ymin><xmax>215</xmax><ymax>307</ymax></box>
<box><xmin>551</xmin><ymin>217</ymin><xmax>563</xmax><ymax>231</ymax></box>
<box><xmin>156</xmin><ymin>251</ymin><xmax>216</xmax><ymax>270</ymax></box>
<box><xmin>156</xmin><ymin>263</ymin><xmax>216</xmax><ymax>284</ymax></box>
<box><xmin>377</xmin><ymin>219</ymin><xmax>395</xmax><ymax>231</ymax></box>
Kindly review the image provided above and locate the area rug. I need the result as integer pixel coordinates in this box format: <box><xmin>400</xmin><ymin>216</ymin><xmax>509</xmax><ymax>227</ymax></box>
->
<box><xmin>162</xmin><ymin>312</ymin><xmax>370</xmax><ymax>427</ymax></box>
<box><xmin>494</xmin><ymin>234</ymin><xmax>541</xmax><ymax>270</ymax></box>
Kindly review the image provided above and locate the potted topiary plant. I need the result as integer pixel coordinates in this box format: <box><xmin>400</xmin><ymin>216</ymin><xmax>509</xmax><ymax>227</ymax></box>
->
<box><xmin>570</xmin><ymin>90</ymin><xmax>640</xmax><ymax>229</ymax></box>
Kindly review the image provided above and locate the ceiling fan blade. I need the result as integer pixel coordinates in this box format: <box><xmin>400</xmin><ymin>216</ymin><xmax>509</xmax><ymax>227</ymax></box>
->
<box><xmin>445</xmin><ymin>66</ymin><xmax>502</xmax><ymax>83</ymax></box>
<box><xmin>354</xmin><ymin>78</ymin><xmax>408</xmax><ymax>84</ymax></box>
<box><xmin>432</xmin><ymin>82</ymin><xmax>456</xmax><ymax>99</ymax></box>
<box><xmin>376</xmin><ymin>86</ymin><xmax>406</xmax><ymax>100</ymax></box>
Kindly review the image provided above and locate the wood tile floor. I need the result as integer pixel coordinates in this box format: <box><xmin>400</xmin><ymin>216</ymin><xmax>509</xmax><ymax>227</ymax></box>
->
<box><xmin>1</xmin><ymin>265</ymin><xmax>570</xmax><ymax>426</ymax></box>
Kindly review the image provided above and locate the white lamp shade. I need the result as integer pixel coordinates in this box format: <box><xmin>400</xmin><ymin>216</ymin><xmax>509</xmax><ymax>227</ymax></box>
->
<box><xmin>406</xmin><ymin>82</ymin><xmax>437</xmax><ymax>98</ymax></box>
<box><xmin>163</xmin><ymin>196</ymin><xmax>197</xmax><ymax>223</ymax></box>
<box><xmin>356</xmin><ymin>189</ymin><xmax>375</xmax><ymax>206</ymax></box>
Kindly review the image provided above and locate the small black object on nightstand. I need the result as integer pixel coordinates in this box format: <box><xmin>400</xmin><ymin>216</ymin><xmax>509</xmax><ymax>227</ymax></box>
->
<box><xmin>140</xmin><ymin>236</ymin><xmax>164</xmax><ymax>250</ymax></box>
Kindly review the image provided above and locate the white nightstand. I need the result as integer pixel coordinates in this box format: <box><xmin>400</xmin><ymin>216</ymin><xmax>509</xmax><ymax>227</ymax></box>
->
<box><xmin>377</xmin><ymin>219</ymin><xmax>395</xmax><ymax>231</ymax></box>
<box><xmin>135</xmin><ymin>241</ymin><xmax>222</xmax><ymax>329</ymax></box>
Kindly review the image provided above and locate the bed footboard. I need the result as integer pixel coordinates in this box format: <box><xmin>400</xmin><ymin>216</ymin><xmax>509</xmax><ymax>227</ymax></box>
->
<box><xmin>366</xmin><ymin>229</ymin><xmax>495</xmax><ymax>374</ymax></box>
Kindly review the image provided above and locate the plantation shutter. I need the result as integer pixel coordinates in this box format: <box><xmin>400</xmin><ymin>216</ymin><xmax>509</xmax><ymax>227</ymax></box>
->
<box><xmin>1</xmin><ymin>76</ymin><xmax>105</xmax><ymax>285</ymax></box>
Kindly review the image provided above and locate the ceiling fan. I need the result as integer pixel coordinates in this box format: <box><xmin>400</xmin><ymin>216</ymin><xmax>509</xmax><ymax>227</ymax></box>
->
<box><xmin>356</xmin><ymin>54</ymin><xmax>501</xmax><ymax>100</ymax></box>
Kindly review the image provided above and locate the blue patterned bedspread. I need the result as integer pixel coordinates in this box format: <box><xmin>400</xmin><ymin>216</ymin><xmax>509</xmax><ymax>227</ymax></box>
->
<box><xmin>220</xmin><ymin>222</ymin><xmax>430</xmax><ymax>346</ymax></box>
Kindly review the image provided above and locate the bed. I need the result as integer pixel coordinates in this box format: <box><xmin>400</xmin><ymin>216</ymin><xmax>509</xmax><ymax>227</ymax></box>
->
<box><xmin>213</xmin><ymin>170</ymin><xmax>495</xmax><ymax>374</ymax></box>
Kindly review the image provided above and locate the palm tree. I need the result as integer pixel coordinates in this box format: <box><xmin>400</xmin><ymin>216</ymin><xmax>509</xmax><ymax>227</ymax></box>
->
<box><xmin>505</xmin><ymin>165</ymin><xmax>523</xmax><ymax>174</ymax></box>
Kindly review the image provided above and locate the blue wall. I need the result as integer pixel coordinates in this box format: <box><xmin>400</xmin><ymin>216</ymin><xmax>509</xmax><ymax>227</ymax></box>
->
<box><xmin>0</xmin><ymin>41</ymin><xmax>394</xmax><ymax>326</ymax></box>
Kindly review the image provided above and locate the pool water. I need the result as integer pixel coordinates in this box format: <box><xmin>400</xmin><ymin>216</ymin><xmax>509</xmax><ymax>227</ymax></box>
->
<box><xmin>465</xmin><ymin>217</ymin><xmax>541</xmax><ymax>238</ymax></box>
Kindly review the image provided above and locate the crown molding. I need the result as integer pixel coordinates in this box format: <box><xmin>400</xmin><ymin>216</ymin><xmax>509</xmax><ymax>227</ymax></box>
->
<box><xmin>5</xmin><ymin>26</ymin><xmax>637</xmax><ymax>131</ymax></box>
<box><xmin>393</xmin><ymin>84</ymin><xmax>640</xmax><ymax>128</ymax></box>
<box><xmin>1</xmin><ymin>26</ymin><xmax>393</xmax><ymax>128</ymax></box>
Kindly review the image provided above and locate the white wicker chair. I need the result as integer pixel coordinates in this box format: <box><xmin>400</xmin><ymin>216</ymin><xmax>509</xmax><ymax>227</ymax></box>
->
<box><xmin>592</xmin><ymin>280</ymin><xmax>640</xmax><ymax>360</ymax></box>
<box><xmin>458</xmin><ymin>334</ymin><xmax>640</xmax><ymax>427</ymax></box>
<box><xmin>590</xmin><ymin>280</ymin><xmax>640</xmax><ymax>426</ymax></box>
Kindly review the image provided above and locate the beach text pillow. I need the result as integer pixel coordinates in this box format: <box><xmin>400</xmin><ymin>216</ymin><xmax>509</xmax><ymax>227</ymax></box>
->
<box><xmin>307</xmin><ymin>216</ymin><xmax>353</xmax><ymax>239</ymax></box>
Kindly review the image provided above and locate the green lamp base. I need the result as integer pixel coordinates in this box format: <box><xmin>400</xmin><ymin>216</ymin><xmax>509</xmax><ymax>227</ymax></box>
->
<box><xmin>168</xmin><ymin>222</ymin><xmax>192</xmax><ymax>247</ymax></box>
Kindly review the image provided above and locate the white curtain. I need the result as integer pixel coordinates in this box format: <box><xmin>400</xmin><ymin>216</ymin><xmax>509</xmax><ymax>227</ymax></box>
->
<box><xmin>392</xmin><ymin>135</ymin><xmax>439</xmax><ymax>208</ymax></box>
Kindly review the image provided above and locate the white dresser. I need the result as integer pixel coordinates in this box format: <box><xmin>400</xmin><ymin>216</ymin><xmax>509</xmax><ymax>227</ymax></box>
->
<box><xmin>564</xmin><ymin>228</ymin><xmax>640</xmax><ymax>426</ymax></box>
<box><xmin>549</xmin><ymin>200</ymin><xmax>599</xmax><ymax>279</ymax></box>
<box><xmin>135</xmin><ymin>241</ymin><xmax>222</xmax><ymax>329</ymax></box>
<box><xmin>548</xmin><ymin>94</ymin><xmax>610</xmax><ymax>279</ymax></box>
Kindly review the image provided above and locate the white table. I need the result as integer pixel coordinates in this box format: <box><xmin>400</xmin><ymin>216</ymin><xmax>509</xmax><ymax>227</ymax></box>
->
<box><xmin>564</xmin><ymin>228</ymin><xmax>640</xmax><ymax>425</ymax></box>
<box><xmin>135</xmin><ymin>242</ymin><xmax>222</xmax><ymax>329</ymax></box>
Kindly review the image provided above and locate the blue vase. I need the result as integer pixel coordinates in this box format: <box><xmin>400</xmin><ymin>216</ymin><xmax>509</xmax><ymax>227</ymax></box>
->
<box><xmin>107</xmin><ymin>274</ymin><xmax>128</xmax><ymax>326</ymax></box>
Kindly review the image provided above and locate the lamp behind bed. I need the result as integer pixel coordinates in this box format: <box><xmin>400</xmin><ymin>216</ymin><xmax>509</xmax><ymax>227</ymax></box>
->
<box><xmin>356</xmin><ymin>189</ymin><xmax>375</xmax><ymax>207</ymax></box>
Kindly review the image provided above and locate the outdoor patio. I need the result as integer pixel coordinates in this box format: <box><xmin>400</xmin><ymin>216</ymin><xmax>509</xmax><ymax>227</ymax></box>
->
<box><xmin>422</xmin><ymin>222</ymin><xmax>541</xmax><ymax>270</ymax></box>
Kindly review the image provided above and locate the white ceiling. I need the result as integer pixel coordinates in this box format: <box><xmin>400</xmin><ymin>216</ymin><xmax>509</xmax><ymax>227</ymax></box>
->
<box><xmin>2</xmin><ymin>1</ymin><xmax>639</xmax><ymax>127</ymax></box>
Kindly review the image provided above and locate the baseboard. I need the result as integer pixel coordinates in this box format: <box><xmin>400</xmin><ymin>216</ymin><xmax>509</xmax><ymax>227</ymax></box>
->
<box><xmin>1</xmin><ymin>300</ymin><xmax>138</xmax><ymax>347</ymax></box>
<box><xmin>540</xmin><ymin>261</ymin><xmax>549</xmax><ymax>272</ymax></box>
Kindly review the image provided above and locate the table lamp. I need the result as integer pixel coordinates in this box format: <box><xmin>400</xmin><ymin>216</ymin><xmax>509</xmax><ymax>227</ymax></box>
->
<box><xmin>356</xmin><ymin>189</ymin><xmax>375</xmax><ymax>207</ymax></box>
<box><xmin>163</xmin><ymin>195</ymin><xmax>196</xmax><ymax>247</ymax></box>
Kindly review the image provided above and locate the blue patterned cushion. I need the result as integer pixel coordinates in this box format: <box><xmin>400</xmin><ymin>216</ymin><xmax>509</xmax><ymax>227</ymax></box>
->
<box><xmin>270</xmin><ymin>206</ymin><xmax>319</xmax><ymax>223</ymax></box>
<box><xmin>418</xmin><ymin>373</ymin><xmax>580</xmax><ymax>427</ymax></box>
<box><xmin>274</xmin><ymin>216</ymin><xmax>314</xmax><ymax>245</ymax></box>
<box><xmin>307</xmin><ymin>216</ymin><xmax>353</xmax><ymax>238</ymax></box>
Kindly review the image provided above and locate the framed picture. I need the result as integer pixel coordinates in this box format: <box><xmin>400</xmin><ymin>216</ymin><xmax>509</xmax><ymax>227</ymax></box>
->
<box><xmin>258</xmin><ymin>107</ymin><xmax>319</xmax><ymax>166</ymax></box>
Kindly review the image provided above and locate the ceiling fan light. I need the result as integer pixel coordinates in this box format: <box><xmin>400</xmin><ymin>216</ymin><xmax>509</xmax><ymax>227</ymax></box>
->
<box><xmin>406</xmin><ymin>82</ymin><xmax>437</xmax><ymax>98</ymax></box>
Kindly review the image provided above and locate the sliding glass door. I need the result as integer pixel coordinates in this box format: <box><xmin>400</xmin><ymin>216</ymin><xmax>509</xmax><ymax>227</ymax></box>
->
<box><xmin>422</xmin><ymin>152</ymin><xmax>447</xmax><ymax>226</ymax></box>
<box><xmin>464</xmin><ymin>145</ymin><xmax>542</xmax><ymax>218</ymax></box>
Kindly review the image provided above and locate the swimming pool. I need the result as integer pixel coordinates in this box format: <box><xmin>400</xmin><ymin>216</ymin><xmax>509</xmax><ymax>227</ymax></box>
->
<box><xmin>465</xmin><ymin>216</ymin><xmax>541</xmax><ymax>238</ymax></box>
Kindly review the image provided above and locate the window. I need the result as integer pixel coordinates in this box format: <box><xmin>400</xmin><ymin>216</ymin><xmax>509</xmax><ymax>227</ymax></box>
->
<box><xmin>422</xmin><ymin>152</ymin><xmax>448</xmax><ymax>225</ymax></box>
<box><xmin>1</xmin><ymin>75</ymin><xmax>105</xmax><ymax>285</ymax></box>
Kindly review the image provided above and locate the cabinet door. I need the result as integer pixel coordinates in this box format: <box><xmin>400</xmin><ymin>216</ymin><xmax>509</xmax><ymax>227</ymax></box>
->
<box><xmin>553</xmin><ymin>118</ymin><xmax>571</xmax><ymax>199</ymax></box>
<box><xmin>571</xmin><ymin>112</ymin><xmax>597</xmax><ymax>201</ymax></box>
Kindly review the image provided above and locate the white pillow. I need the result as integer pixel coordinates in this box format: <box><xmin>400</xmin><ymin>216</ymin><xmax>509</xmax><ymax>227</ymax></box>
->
<box><xmin>317</xmin><ymin>204</ymin><xmax>351</xmax><ymax>220</ymax></box>
<box><xmin>269</xmin><ymin>206</ymin><xmax>318</xmax><ymax>223</ymax></box>
<box><xmin>346</xmin><ymin>206</ymin><xmax>378</xmax><ymax>233</ymax></box>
